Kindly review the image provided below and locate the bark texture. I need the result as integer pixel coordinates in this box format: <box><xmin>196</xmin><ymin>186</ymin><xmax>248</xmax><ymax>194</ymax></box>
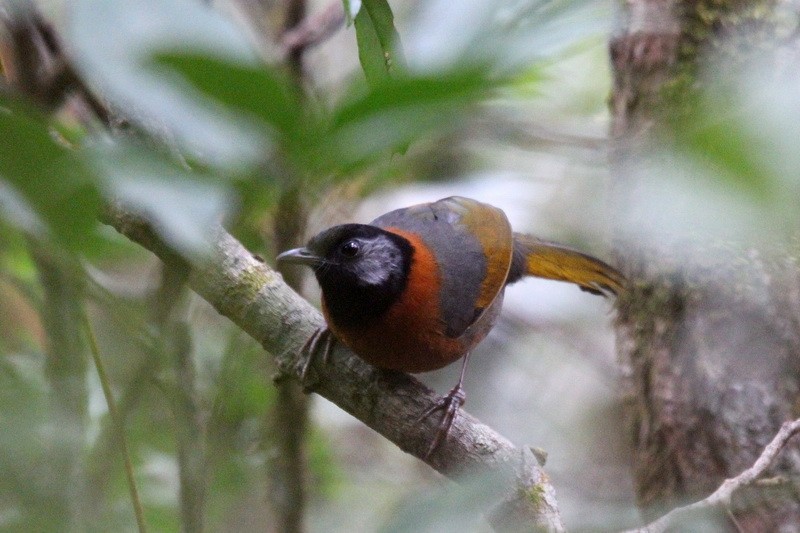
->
<box><xmin>610</xmin><ymin>0</ymin><xmax>800</xmax><ymax>528</ymax></box>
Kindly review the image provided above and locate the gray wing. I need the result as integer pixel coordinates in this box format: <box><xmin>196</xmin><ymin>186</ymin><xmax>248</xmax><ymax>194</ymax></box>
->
<box><xmin>372</xmin><ymin>196</ymin><xmax>512</xmax><ymax>338</ymax></box>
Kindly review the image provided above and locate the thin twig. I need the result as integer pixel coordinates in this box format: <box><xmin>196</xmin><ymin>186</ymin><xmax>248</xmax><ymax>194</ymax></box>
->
<box><xmin>629</xmin><ymin>418</ymin><xmax>800</xmax><ymax>533</ymax></box>
<box><xmin>82</xmin><ymin>310</ymin><xmax>148</xmax><ymax>533</ymax></box>
<box><xmin>280</xmin><ymin>1</ymin><xmax>345</xmax><ymax>55</ymax></box>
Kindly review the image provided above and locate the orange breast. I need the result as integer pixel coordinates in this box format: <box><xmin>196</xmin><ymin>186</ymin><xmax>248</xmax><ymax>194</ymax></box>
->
<box><xmin>322</xmin><ymin>228</ymin><xmax>467</xmax><ymax>373</ymax></box>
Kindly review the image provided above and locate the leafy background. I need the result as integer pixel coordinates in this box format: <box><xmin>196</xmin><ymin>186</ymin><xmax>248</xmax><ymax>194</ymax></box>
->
<box><xmin>1</xmin><ymin>0</ymin><xmax>798</xmax><ymax>530</ymax></box>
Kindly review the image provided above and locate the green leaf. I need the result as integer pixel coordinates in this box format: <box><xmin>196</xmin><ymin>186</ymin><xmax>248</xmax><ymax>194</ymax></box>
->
<box><xmin>153</xmin><ymin>53</ymin><xmax>316</xmax><ymax>153</ymax></box>
<box><xmin>333</xmin><ymin>68</ymin><xmax>494</xmax><ymax>126</ymax></box>
<box><xmin>71</xmin><ymin>0</ymin><xmax>262</xmax><ymax>168</ymax></box>
<box><xmin>669</xmin><ymin>83</ymin><xmax>778</xmax><ymax>204</ymax></box>
<box><xmin>354</xmin><ymin>0</ymin><xmax>405</xmax><ymax>85</ymax></box>
<box><xmin>0</xmin><ymin>353</ymin><xmax>51</xmax><ymax>531</ymax></box>
<box><xmin>0</xmin><ymin>97</ymin><xmax>102</xmax><ymax>249</ymax></box>
<box><xmin>92</xmin><ymin>143</ymin><xmax>233</xmax><ymax>258</ymax></box>
<box><xmin>354</xmin><ymin>8</ymin><xmax>389</xmax><ymax>85</ymax></box>
<box><xmin>320</xmin><ymin>68</ymin><xmax>498</xmax><ymax>170</ymax></box>
<box><xmin>683</xmin><ymin>115</ymin><xmax>773</xmax><ymax>200</ymax></box>
<box><xmin>153</xmin><ymin>50</ymin><xmax>497</xmax><ymax>176</ymax></box>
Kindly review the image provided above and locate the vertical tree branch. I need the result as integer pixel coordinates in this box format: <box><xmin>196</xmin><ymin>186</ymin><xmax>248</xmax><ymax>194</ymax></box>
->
<box><xmin>152</xmin><ymin>262</ymin><xmax>208</xmax><ymax>533</ymax></box>
<box><xmin>270</xmin><ymin>183</ymin><xmax>311</xmax><ymax>533</ymax></box>
<box><xmin>283</xmin><ymin>0</ymin><xmax>307</xmax><ymax>80</ymax></box>
<box><xmin>30</xmin><ymin>243</ymin><xmax>88</xmax><ymax>531</ymax></box>
<box><xmin>265</xmin><ymin>3</ymin><xmax>312</xmax><ymax>531</ymax></box>
<box><xmin>171</xmin><ymin>319</ymin><xmax>207</xmax><ymax>533</ymax></box>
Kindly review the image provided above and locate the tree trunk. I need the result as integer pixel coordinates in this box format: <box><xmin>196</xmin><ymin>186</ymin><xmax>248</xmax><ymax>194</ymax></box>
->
<box><xmin>609</xmin><ymin>0</ymin><xmax>800</xmax><ymax>529</ymax></box>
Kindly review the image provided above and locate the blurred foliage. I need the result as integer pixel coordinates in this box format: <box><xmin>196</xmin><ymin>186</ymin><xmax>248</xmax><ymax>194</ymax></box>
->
<box><xmin>1</xmin><ymin>0</ymin><xmax>799</xmax><ymax>530</ymax></box>
<box><xmin>620</xmin><ymin>56</ymin><xmax>800</xmax><ymax>256</ymax></box>
<box><xmin>0</xmin><ymin>96</ymin><xmax>102</xmax><ymax>249</ymax></box>
<box><xmin>0</xmin><ymin>0</ymin><xmax>543</xmax><ymax>528</ymax></box>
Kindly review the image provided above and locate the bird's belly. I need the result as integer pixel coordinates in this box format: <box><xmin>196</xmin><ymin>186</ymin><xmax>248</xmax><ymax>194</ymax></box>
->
<box><xmin>324</xmin><ymin>293</ymin><xmax>502</xmax><ymax>374</ymax></box>
<box><xmin>323</xmin><ymin>293</ymin><xmax>467</xmax><ymax>373</ymax></box>
<box><xmin>337</xmin><ymin>321</ymin><xmax>464</xmax><ymax>373</ymax></box>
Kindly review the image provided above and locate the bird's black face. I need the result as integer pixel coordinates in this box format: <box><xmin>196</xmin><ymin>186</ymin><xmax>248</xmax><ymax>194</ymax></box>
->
<box><xmin>308</xmin><ymin>224</ymin><xmax>410</xmax><ymax>287</ymax></box>
<box><xmin>277</xmin><ymin>224</ymin><xmax>414</xmax><ymax>328</ymax></box>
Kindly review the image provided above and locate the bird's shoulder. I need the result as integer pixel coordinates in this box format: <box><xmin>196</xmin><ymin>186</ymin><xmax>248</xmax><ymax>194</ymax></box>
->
<box><xmin>371</xmin><ymin>197</ymin><xmax>514</xmax><ymax>338</ymax></box>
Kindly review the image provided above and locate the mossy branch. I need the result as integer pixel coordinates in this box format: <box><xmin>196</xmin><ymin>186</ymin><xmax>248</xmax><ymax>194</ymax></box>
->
<box><xmin>102</xmin><ymin>202</ymin><xmax>564</xmax><ymax>532</ymax></box>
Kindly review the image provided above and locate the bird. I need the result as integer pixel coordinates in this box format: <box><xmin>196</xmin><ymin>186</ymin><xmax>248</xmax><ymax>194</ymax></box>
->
<box><xmin>277</xmin><ymin>196</ymin><xmax>624</xmax><ymax>456</ymax></box>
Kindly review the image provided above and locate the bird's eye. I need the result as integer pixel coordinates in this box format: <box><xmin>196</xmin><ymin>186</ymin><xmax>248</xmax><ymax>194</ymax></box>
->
<box><xmin>340</xmin><ymin>240</ymin><xmax>360</xmax><ymax>257</ymax></box>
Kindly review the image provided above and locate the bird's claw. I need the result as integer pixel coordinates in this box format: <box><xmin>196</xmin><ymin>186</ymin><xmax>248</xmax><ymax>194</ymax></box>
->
<box><xmin>300</xmin><ymin>327</ymin><xmax>335</xmax><ymax>382</ymax></box>
<box><xmin>417</xmin><ymin>385</ymin><xmax>467</xmax><ymax>458</ymax></box>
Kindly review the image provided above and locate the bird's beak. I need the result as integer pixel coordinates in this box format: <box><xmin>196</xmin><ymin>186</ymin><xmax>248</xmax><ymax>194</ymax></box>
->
<box><xmin>276</xmin><ymin>247</ymin><xmax>320</xmax><ymax>267</ymax></box>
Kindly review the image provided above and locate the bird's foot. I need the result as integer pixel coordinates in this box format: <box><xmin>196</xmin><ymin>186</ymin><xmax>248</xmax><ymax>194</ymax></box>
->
<box><xmin>300</xmin><ymin>327</ymin><xmax>336</xmax><ymax>383</ymax></box>
<box><xmin>417</xmin><ymin>384</ymin><xmax>466</xmax><ymax>458</ymax></box>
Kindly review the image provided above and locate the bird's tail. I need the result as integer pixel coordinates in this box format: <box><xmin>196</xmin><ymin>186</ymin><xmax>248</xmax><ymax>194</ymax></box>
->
<box><xmin>510</xmin><ymin>233</ymin><xmax>625</xmax><ymax>296</ymax></box>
